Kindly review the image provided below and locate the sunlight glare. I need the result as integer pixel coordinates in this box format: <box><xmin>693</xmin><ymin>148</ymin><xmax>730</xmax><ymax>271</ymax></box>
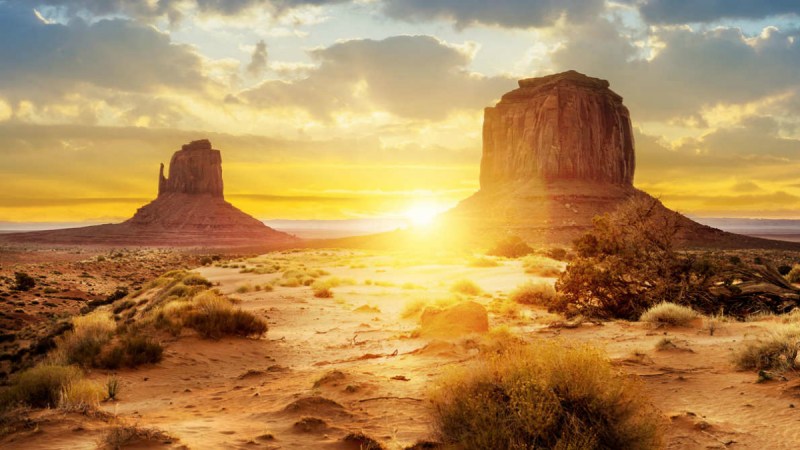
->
<box><xmin>404</xmin><ymin>203</ymin><xmax>440</xmax><ymax>227</ymax></box>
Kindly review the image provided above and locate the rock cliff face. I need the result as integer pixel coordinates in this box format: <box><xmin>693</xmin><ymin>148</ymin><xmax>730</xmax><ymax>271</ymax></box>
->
<box><xmin>5</xmin><ymin>140</ymin><xmax>297</xmax><ymax>248</ymax></box>
<box><xmin>480</xmin><ymin>70</ymin><xmax>635</xmax><ymax>189</ymax></box>
<box><xmin>447</xmin><ymin>70</ymin><xmax>778</xmax><ymax>248</ymax></box>
<box><xmin>158</xmin><ymin>139</ymin><xmax>224</xmax><ymax>197</ymax></box>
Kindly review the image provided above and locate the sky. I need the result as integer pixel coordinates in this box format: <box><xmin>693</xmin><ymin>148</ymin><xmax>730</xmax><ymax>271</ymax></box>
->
<box><xmin>0</xmin><ymin>0</ymin><xmax>799</xmax><ymax>224</ymax></box>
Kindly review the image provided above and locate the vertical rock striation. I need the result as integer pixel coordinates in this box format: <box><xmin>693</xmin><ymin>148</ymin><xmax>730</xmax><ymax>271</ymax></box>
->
<box><xmin>158</xmin><ymin>139</ymin><xmax>224</xmax><ymax>197</ymax></box>
<box><xmin>480</xmin><ymin>70</ymin><xmax>635</xmax><ymax>189</ymax></box>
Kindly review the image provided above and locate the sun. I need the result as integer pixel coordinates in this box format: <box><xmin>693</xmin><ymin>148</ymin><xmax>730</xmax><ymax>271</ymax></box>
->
<box><xmin>404</xmin><ymin>203</ymin><xmax>440</xmax><ymax>227</ymax></box>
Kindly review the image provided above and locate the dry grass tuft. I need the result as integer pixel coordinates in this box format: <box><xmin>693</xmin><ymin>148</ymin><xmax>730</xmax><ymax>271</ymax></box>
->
<box><xmin>787</xmin><ymin>265</ymin><xmax>800</xmax><ymax>283</ymax></box>
<box><xmin>639</xmin><ymin>302</ymin><xmax>698</xmax><ymax>327</ymax></box>
<box><xmin>450</xmin><ymin>279</ymin><xmax>482</xmax><ymax>296</ymax></box>
<box><xmin>58</xmin><ymin>311</ymin><xmax>116</xmax><ymax>367</ymax></box>
<box><xmin>59</xmin><ymin>378</ymin><xmax>104</xmax><ymax>411</ymax></box>
<box><xmin>2</xmin><ymin>364</ymin><xmax>83</xmax><ymax>408</ymax></box>
<box><xmin>342</xmin><ymin>431</ymin><xmax>385</xmax><ymax>450</ymax></box>
<box><xmin>509</xmin><ymin>281</ymin><xmax>556</xmax><ymax>306</ymax></box>
<box><xmin>184</xmin><ymin>291</ymin><xmax>268</xmax><ymax>339</ymax></box>
<box><xmin>102</xmin><ymin>424</ymin><xmax>176</xmax><ymax>449</ymax></box>
<box><xmin>430</xmin><ymin>339</ymin><xmax>663</xmax><ymax>450</ymax></box>
<box><xmin>734</xmin><ymin>325</ymin><xmax>800</xmax><ymax>371</ymax></box>
<box><xmin>521</xmin><ymin>255</ymin><xmax>563</xmax><ymax>277</ymax></box>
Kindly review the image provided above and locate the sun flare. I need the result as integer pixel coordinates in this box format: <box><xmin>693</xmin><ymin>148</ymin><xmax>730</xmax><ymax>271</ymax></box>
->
<box><xmin>403</xmin><ymin>203</ymin><xmax>441</xmax><ymax>227</ymax></box>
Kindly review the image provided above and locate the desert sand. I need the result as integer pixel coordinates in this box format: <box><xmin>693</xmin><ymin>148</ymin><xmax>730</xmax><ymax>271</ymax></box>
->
<box><xmin>3</xmin><ymin>248</ymin><xmax>799</xmax><ymax>449</ymax></box>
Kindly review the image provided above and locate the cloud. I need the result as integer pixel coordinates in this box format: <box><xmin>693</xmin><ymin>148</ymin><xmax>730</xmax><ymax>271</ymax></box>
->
<box><xmin>33</xmin><ymin>0</ymin><xmax>348</xmax><ymax>23</ymax></box>
<box><xmin>382</xmin><ymin>0</ymin><xmax>605</xmax><ymax>29</ymax></box>
<box><xmin>239</xmin><ymin>35</ymin><xmax>515</xmax><ymax>120</ymax></box>
<box><xmin>637</xmin><ymin>0</ymin><xmax>800</xmax><ymax>24</ymax></box>
<box><xmin>0</xmin><ymin>4</ymin><xmax>209</xmax><ymax>107</ymax></box>
<box><xmin>246</xmin><ymin>40</ymin><xmax>269</xmax><ymax>78</ymax></box>
<box><xmin>550</xmin><ymin>19</ymin><xmax>800</xmax><ymax>122</ymax></box>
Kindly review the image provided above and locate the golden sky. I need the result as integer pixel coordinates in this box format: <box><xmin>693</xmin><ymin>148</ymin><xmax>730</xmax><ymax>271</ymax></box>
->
<box><xmin>1</xmin><ymin>1</ymin><xmax>799</xmax><ymax>224</ymax></box>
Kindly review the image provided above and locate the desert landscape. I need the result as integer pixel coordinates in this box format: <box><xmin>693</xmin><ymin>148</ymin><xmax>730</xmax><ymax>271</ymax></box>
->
<box><xmin>2</xmin><ymin>2</ymin><xmax>800</xmax><ymax>450</ymax></box>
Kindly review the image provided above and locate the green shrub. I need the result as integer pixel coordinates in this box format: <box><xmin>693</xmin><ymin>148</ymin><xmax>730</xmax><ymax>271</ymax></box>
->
<box><xmin>556</xmin><ymin>197</ymin><xmax>717</xmax><ymax>320</ymax></box>
<box><xmin>509</xmin><ymin>281</ymin><xmax>556</xmax><ymax>306</ymax></box>
<box><xmin>639</xmin><ymin>302</ymin><xmax>698</xmax><ymax>327</ymax></box>
<box><xmin>430</xmin><ymin>340</ymin><xmax>663</xmax><ymax>449</ymax></box>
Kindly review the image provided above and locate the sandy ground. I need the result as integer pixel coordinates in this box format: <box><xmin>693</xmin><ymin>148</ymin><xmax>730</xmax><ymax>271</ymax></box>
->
<box><xmin>2</xmin><ymin>249</ymin><xmax>800</xmax><ymax>449</ymax></box>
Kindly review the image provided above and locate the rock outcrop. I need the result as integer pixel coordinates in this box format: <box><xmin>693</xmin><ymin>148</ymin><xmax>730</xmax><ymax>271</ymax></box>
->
<box><xmin>158</xmin><ymin>139</ymin><xmax>224</xmax><ymax>197</ymax></box>
<box><xmin>5</xmin><ymin>140</ymin><xmax>297</xmax><ymax>248</ymax></box>
<box><xmin>480</xmin><ymin>71</ymin><xmax>635</xmax><ymax>188</ymax></box>
<box><xmin>447</xmin><ymin>70</ymin><xmax>792</xmax><ymax>249</ymax></box>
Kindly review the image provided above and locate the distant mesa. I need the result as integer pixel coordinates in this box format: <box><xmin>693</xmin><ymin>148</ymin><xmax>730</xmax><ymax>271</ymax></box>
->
<box><xmin>447</xmin><ymin>70</ymin><xmax>792</xmax><ymax>249</ymax></box>
<box><xmin>3</xmin><ymin>139</ymin><xmax>296</xmax><ymax>248</ymax></box>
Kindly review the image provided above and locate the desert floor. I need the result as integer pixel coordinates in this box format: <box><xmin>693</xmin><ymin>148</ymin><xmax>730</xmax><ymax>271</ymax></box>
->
<box><xmin>3</xmin><ymin>249</ymin><xmax>800</xmax><ymax>449</ymax></box>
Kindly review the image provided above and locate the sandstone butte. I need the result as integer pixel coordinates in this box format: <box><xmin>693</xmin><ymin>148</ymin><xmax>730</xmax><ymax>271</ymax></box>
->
<box><xmin>3</xmin><ymin>139</ymin><xmax>296</xmax><ymax>248</ymax></box>
<box><xmin>446</xmin><ymin>70</ymin><xmax>795</xmax><ymax>249</ymax></box>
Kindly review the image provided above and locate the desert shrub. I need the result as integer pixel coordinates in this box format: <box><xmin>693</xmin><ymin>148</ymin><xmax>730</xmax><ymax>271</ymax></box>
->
<box><xmin>521</xmin><ymin>255</ymin><xmax>563</xmax><ymax>277</ymax></box>
<box><xmin>101</xmin><ymin>336</ymin><xmax>163</xmax><ymax>369</ymax></box>
<box><xmin>12</xmin><ymin>272</ymin><xmax>35</xmax><ymax>291</ymax></box>
<box><xmin>544</xmin><ymin>247</ymin><xmax>569</xmax><ymax>261</ymax></box>
<box><xmin>734</xmin><ymin>325</ymin><xmax>800</xmax><ymax>371</ymax></box>
<box><xmin>555</xmin><ymin>197</ymin><xmax>718</xmax><ymax>320</ymax></box>
<box><xmin>450</xmin><ymin>279</ymin><xmax>482</xmax><ymax>296</ymax></box>
<box><xmin>235</xmin><ymin>284</ymin><xmax>254</xmax><ymax>294</ymax></box>
<box><xmin>184</xmin><ymin>291</ymin><xmax>267</xmax><ymax>339</ymax></box>
<box><xmin>311</xmin><ymin>279</ymin><xmax>336</xmax><ymax>298</ymax></box>
<box><xmin>166</xmin><ymin>283</ymin><xmax>205</xmax><ymax>299</ymax></box>
<box><xmin>468</xmin><ymin>256</ymin><xmax>499</xmax><ymax>268</ymax></box>
<box><xmin>509</xmin><ymin>281</ymin><xmax>556</xmax><ymax>306</ymax></box>
<box><xmin>342</xmin><ymin>431</ymin><xmax>385</xmax><ymax>450</ymax></box>
<box><xmin>182</xmin><ymin>273</ymin><xmax>212</xmax><ymax>286</ymax></box>
<box><xmin>112</xmin><ymin>300</ymin><xmax>136</xmax><ymax>314</ymax></box>
<box><xmin>639</xmin><ymin>302</ymin><xmax>698</xmax><ymax>327</ymax></box>
<box><xmin>106</xmin><ymin>287</ymin><xmax>129</xmax><ymax>303</ymax></box>
<box><xmin>430</xmin><ymin>339</ymin><xmax>663</xmax><ymax>450</ymax></box>
<box><xmin>787</xmin><ymin>265</ymin><xmax>800</xmax><ymax>283</ymax></box>
<box><xmin>60</xmin><ymin>378</ymin><xmax>103</xmax><ymax>411</ymax></box>
<box><xmin>59</xmin><ymin>311</ymin><xmax>116</xmax><ymax>367</ymax></box>
<box><xmin>313</xmin><ymin>286</ymin><xmax>333</xmax><ymax>298</ymax></box>
<box><xmin>4</xmin><ymin>364</ymin><xmax>83</xmax><ymax>408</ymax></box>
<box><xmin>487</xmin><ymin>235</ymin><xmax>534</xmax><ymax>258</ymax></box>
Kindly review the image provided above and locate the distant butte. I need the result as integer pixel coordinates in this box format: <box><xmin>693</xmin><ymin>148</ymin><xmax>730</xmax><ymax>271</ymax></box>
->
<box><xmin>446</xmin><ymin>70</ymin><xmax>796</xmax><ymax>249</ymax></box>
<box><xmin>3</xmin><ymin>139</ymin><xmax>297</xmax><ymax>248</ymax></box>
